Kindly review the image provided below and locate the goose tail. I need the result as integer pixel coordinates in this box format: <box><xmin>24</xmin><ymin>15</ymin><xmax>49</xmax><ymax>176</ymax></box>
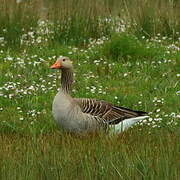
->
<box><xmin>109</xmin><ymin>115</ymin><xmax>149</xmax><ymax>135</ymax></box>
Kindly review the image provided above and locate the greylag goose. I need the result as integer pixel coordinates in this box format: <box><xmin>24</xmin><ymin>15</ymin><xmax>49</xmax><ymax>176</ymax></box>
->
<box><xmin>51</xmin><ymin>56</ymin><xmax>149</xmax><ymax>135</ymax></box>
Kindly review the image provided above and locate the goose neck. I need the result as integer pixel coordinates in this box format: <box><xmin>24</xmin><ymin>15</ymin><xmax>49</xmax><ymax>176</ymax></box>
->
<box><xmin>61</xmin><ymin>68</ymin><xmax>73</xmax><ymax>94</ymax></box>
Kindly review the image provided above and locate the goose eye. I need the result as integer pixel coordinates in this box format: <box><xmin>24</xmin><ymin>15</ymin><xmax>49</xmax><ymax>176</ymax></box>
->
<box><xmin>62</xmin><ymin>59</ymin><xmax>66</xmax><ymax>62</ymax></box>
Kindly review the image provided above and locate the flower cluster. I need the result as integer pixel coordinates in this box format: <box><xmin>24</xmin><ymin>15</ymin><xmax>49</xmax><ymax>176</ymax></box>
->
<box><xmin>20</xmin><ymin>20</ymin><xmax>54</xmax><ymax>47</ymax></box>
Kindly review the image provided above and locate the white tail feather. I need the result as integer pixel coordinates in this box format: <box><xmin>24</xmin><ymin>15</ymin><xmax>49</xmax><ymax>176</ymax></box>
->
<box><xmin>109</xmin><ymin>116</ymin><xmax>149</xmax><ymax>135</ymax></box>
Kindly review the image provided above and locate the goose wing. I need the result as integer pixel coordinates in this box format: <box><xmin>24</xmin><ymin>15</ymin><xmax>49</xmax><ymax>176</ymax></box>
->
<box><xmin>74</xmin><ymin>98</ymin><xmax>147</xmax><ymax>124</ymax></box>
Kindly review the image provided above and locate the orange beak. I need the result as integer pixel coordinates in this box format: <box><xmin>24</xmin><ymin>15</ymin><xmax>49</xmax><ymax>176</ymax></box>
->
<box><xmin>51</xmin><ymin>61</ymin><xmax>61</xmax><ymax>69</ymax></box>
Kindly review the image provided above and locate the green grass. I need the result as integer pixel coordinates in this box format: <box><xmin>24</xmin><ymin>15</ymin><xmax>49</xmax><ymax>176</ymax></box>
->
<box><xmin>0</xmin><ymin>0</ymin><xmax>180</xmax><ymax>179</ymax></box>
<box><xmin>0</xmin><ymin>130</ymin><xmax>179</xmax><ymax>180</ymax></box>
<box><xmin>0</xmin><ymin>0</ymin><xmax>179</xmax><ymax>48</ymax></box>
<box><xmin>0</xmin><ymin>33</ymin><xmax>179</xmax><ymax>179</ymax></box>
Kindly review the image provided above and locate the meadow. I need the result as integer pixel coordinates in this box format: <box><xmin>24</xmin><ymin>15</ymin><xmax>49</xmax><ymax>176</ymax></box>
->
<box><xmin>0</xmin><ymin>0</ymin><xmax>180</xmax><ymax>179</ymax></box>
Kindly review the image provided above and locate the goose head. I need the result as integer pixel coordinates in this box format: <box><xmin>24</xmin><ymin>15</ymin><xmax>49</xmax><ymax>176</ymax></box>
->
<box><xmin>51</xmin><ymin>56</ymin><xmax>73</xmax><ymax>69</ymax></box>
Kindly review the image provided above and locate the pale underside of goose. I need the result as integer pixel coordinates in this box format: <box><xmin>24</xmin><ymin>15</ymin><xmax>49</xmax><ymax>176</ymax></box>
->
<box><xmin>51</xmin><ymin>56</ymin><xmax>149</xmax><ymax>135</ymax></box>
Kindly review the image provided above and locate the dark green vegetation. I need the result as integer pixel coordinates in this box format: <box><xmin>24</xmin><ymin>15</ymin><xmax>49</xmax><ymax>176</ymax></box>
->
<box><xmin>0</xmin><ymin>0</ymin><xmax>179</xmax><ymax>179</ymax></box>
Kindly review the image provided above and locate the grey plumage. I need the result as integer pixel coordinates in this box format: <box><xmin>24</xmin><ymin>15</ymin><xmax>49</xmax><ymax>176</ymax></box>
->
<box><xmin>51</xmin><ymin>56</ymin><xmax>148</xmax><ymax>135</ymax></box>
<box><xmin>74</xmin><ymin>98</ymin><xmax>147</xmax><ymax>132</ymax></box>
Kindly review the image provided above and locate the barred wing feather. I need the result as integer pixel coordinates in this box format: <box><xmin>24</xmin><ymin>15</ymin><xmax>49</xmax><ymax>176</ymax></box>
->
<box><xmin>74</xmin><ymin>98</ymin><xmax>147</xmax><ymax>124</ymax></box>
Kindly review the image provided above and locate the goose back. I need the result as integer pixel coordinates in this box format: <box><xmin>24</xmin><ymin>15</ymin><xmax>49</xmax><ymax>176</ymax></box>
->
<box><xmin>74</xmin><ymin>98</ymin><xmax>147</xmax><ymax>125</ymax></box>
